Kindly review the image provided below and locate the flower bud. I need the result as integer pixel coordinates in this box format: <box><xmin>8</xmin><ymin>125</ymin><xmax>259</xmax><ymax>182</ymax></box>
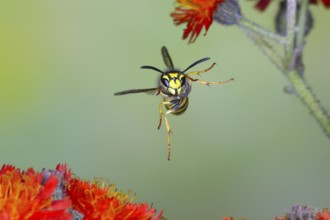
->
<box><xmin>287</xmin><ymin>205</ymin><xmax>315</xmax><ymax>220</ymax></box>
<box><xmin>213</xmin><ymin>0</ymin><xmax>241</xmax><ymax>25</ymax></box>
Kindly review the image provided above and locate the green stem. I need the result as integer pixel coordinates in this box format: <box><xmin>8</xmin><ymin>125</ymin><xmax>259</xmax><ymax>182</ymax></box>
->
<box><xmin>238</xmin><ymin>17</ymin><xmax>286</xmax><ymax>45</ymax></box>
<box><xmin>296</xmin><ymin>0</ymin><xmax>308</xmax><ymax>50</ymax></box>
<box><xmin>285</xmin><ymin>0</ymin><xmax>330</xmax><ymax>138</ymax></box>
<box><xmin>237</xmin><ymin>22</ymin><xmax>286</xmax><ymax>73</ymax></box>
<box><xmin>287</xmin><ymin>71</ymin><xmax>330</xmax><ymax>137</ymax></box>
<box><xmin>285</xmin><ymin>0</ymin><xmax>296</xmax><ymax>67</ymax></box>
<box><xmin>237</xmin><ymin>0</ymin><xmax>330</xmax><ymax>139</ymax></box>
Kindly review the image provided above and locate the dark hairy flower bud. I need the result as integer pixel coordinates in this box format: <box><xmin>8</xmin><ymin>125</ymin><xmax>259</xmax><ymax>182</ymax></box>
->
<box><xmin>287</xmin><ymin>205</ymin><xmax>315</xmax><ymax>220</ymax></box>
<box><xmin>70</xmin><ymin>209</ymin><xmax>84</xmax><ymax>220</ymax></box>
<box><xmin>213</xmin><ymin>0</ymin><xmax>241</xmax><ymax>25</ymax></box>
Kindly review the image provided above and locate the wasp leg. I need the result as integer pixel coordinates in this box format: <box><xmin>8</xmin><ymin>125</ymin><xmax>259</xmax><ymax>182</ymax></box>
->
<box><xmin>158</xmin><ymin>101</ymin><xmax>163</xmax><ymax>130</ymax></box>
<box><xmin>186</xmin><ymin>75</ymin><xmax>234</xmax><ymax>86</ymax></box>
<box><xmin>157</xmin><ymin>101</ymin><xmax>174</xmax><ymax>160</ymax></box>
<box><xmin>187</xmin><ymin>62</ymin><xmax>216</xmax><ymax>75</ymax></box>
<box><xmin>164</xmin><ymin>112</ymin><xmax>172</xmax><ymax>161</ymax></box>
<box><xmin>158</xmin><ymin>101</ymin><xmax>171</xmax><ymax>129</ymax></box>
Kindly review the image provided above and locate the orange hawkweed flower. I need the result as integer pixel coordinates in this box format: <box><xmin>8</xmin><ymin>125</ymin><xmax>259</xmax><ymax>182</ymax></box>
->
<box><xmin>0</xmin><ymin>165</ymin><xmax>71</xmax><ymax>220</ymax></box>
<box><xmin>316</xmin><ymin>208</ymin><xmax>330</xmax><ymax>220</ymax></box>
<box><xmin>171</xmin><ymin>0</ymin><xmax>224</xmax><ymax>43</ymax></box>
<box><xmin>222</xmin><ymin>217</ymin><xmax>245</xmax><ymax>220</ymax></box>
<box><xmin>275</xmin><ymin>216</ymin><xmax>288</xmax><ymax>220</ymax></box>
<box><xmin>222</xmin><ymin>217</ymin><xmax>234</xmax><ymax>220</ymax></box>
<box><xmin>1</xmin><ymin>164</ymin><xmax>164</xmax><ymax>219</ymax></box>
<box><xmin>67</xmin><ymin>178</ymin><xmax>163</xmax><ymax>220</ymax></box>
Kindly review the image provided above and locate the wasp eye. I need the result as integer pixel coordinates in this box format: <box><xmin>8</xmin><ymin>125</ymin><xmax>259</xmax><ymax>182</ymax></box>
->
<box><xmin>161</xmin><ymin>77</ymin><xmax>169</xmax><ymax>87</ymax></box>
<box><xmin>180</xmin><ymin>76</ymin><xmax>186</xmax><ymax>85</ymax></box>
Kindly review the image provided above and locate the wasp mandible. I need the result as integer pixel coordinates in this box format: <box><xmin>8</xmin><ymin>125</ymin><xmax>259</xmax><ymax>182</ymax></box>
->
<box><xmin>114</xmin><ymin>46</ymin><xmax>233</xmax><ymax>160</ymax></box>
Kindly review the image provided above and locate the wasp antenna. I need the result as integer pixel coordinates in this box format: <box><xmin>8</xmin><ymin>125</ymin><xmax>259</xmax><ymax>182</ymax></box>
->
<box><xmin>141</xmin><ymin>65</ymin><xmax>164</xmax><ymax>74</ymax></box>
<box><xmin>182</xmin><ymin>57</ymin><xmax>210</xmax><ymax>73</ymax></box>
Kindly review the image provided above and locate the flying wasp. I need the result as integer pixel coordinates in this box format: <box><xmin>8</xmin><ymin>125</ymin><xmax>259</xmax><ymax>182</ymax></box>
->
<box><xmin>114</xmin><ymin>46</ymin><xmax>233</xmax><ymax>160</ymax></box>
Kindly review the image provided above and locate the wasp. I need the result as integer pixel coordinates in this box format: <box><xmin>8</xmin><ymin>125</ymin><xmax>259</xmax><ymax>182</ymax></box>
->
<box><xmin>114</xmin><ymin>46</ymin><xmax>233</xmax><ymax>160</ymax></box>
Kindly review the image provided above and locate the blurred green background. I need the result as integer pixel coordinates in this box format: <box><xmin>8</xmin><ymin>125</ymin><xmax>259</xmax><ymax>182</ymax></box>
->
<box><xmin>1</xmin><ymin>1</ymin><xmax>329</xmax><ymax>219</ymax></box>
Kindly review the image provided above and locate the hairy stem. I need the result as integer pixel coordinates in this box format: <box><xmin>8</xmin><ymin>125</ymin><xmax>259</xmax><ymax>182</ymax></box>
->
<box><xmin>238</xmin><ymin>17</ymin><xmax>286</xmax><ymax>45</ymax></box>
<box><xmin>285</xmin><ymin>0</ymin><xmax>296</xmax><ymax>67</ymax></box>
<box><xmin>237</xmin><ymin>0</ymin><xmax>330</xmax><ymax>139</ymax></box>
<box><xmin>237</xmin><ymin>21</ymin><xmax>286</xmax><ymax>74</ymax></box>
<box><xmin>296</xmin><ymin>0</ymin><xmax>308</xmax><ymax>51</ymax></box>
<box><xmin>285</xmin><ymin>0</ymin><xmax>330</xmax><ymax>137</ymax></box>
<box><xmin>287</xmin><ymin>70</ymin><xmax>330</xmax><ymax>137</ymax></box>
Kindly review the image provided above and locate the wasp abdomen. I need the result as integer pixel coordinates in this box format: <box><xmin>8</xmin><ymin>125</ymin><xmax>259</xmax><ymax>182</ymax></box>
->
<box><xmin>165</xmin><ymin>97</ymin><xmax>189</xmax><ymax>115</ymax></box>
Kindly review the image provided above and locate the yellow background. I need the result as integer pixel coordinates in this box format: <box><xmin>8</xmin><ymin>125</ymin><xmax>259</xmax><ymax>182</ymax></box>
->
<box><xmin>1</xmin><ymin>1</ymin><xmax>329</xmax><ymax>219</ymax></box>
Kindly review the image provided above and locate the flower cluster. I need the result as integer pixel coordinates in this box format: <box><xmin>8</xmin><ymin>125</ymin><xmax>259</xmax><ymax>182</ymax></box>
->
<box><xmin>0</xmin><ymin>164</ymin><xmax>163</xmax><ymax>220</ymax></box>
<box><xmin>170</xmin><ymin>0</ymin><xmax>329</xmax><ymax>43</ymax></box>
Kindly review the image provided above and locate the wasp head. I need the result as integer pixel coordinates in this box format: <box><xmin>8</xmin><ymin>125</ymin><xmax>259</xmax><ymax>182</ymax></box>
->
<box><xmin>160</xmin><ymin>72</ymin><xmax>186</xmax><ymax>96</ymax></box>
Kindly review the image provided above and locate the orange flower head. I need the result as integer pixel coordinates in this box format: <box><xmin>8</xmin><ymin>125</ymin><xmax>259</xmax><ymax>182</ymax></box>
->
<box><xmin>222</xmin><ymin>217</ymin><xmax>234</xmax><ymax>220</ymax></box>
<box><xmin>67</xmin><ymin>178</ymin><xmax>163</xmax><ymax>220</ymax></box>
<box><xmin>316</xmin><ymin>208</ymin><xmax>330</xmax><ymax>220</ymax></box>
<box><xmin>171</xmin><ymin>0</ymin><xmax>224</xmax><ymax>43</ymax></box>
<box><xmin>0</xmin><ymin>165</ymin><xmax>71</xmax><ymax>220</ymax></box>
<box><xmin>222</xmin><ymin>217</ymin><xmax>246</xmax><ymax>220</ymax></box>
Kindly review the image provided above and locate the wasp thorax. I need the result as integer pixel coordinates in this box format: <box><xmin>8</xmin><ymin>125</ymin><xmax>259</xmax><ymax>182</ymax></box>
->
<box><xmin>161</xmin><ymin>72</ymin><xmax>186</xmax><ymax>96</ymax></box>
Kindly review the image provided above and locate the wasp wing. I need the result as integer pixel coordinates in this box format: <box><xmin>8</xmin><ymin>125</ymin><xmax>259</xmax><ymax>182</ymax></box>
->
<box><xmin>161</xmin><ymin>46</ymin><xmax>174</xmax><ymax>69</ymax></box>
<box><xmin>114</xmin><ymin>88</ymin><xmax>158</xmax><ymax>96</ymax></box>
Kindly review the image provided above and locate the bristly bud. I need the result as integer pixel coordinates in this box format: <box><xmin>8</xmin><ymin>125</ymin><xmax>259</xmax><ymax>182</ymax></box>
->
<box><xmin>286</xmin><ymin>204</ymin><xmax>315</xmax><ymax>220</ymax></box>
<box><xmin>70</xmin><ymin>209</ymin><xmax>84</xmax><ymax>220</ymax></box>
<box><xmin>42</xmin><ymin>166</ymin><xmax>85</xmax><ymax>220</ymax></box>
<box><xmin>213</xmin><ymin>0</ymin><xmax>241</xmax><ymax>25</ymax></box>
<box><xmin>275</xmin><ymin>0</ymin><xmax>314</xmax><ymax>36</ymax></box>
<box><xmin>42</xmin><ymin>168</ymin><xmax>67</xmax><ymax>200</ymax></box>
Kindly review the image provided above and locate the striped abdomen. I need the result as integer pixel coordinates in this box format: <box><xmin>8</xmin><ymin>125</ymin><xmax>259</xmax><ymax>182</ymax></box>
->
<box><xmin>165</xmin><ymin>96</ymin><xmax>189</xmax><ymax>115</ymax></box>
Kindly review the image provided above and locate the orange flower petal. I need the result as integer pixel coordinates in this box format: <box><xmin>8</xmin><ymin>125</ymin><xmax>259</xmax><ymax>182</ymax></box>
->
<box><xmin>171</xmin><ymin>0</ymin><xmax>224</xmax><ymax>43</ymax></box>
